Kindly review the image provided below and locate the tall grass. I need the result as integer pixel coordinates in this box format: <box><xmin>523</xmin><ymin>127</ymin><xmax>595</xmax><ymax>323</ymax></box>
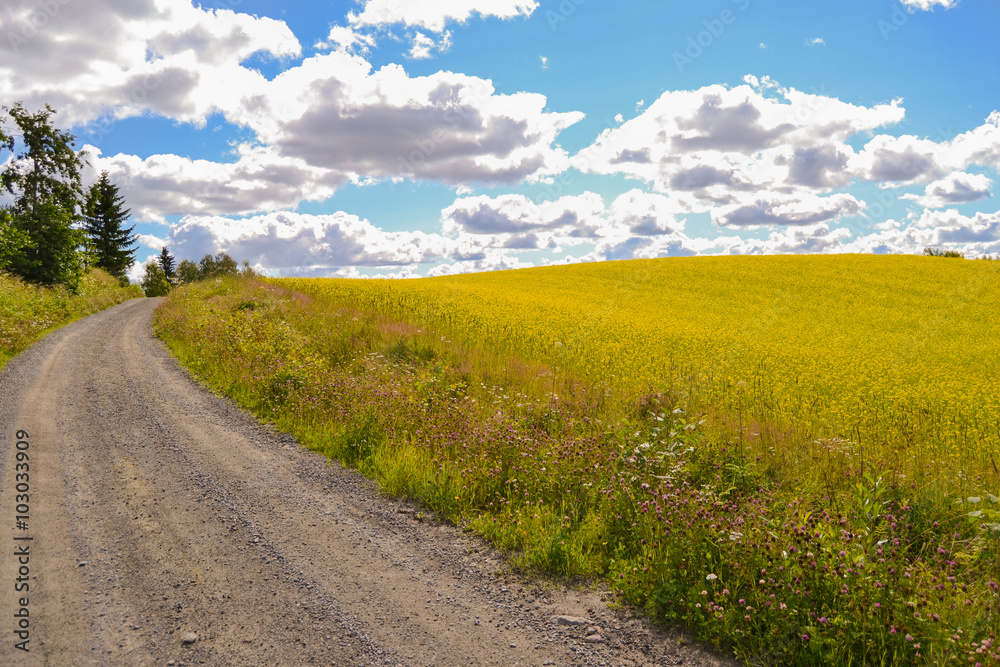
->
<box><xmin>155</xmin><ymin>259</ymin><xmax>1000</xmax><ymax>666</ymax></box>
<box><xmin>0</xmin><ymin>268</ymin><xmax>143</xmax><ymax>369</ymax></box>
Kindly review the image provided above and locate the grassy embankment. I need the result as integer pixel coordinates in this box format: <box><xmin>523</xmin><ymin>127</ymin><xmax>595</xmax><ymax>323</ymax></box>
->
<box><xmin>154</xmin><ymin>255</ymin><xmax>1000</xmax><ymax>666</ymax></box>
<box><xmin>0</xmin><ymin>268</ymin><xmax>143</xmax><ymax>369</ymax></box>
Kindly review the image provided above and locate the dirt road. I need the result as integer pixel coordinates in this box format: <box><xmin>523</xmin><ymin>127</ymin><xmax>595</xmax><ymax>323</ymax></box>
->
<box><xmin>0</xmin><ymin>298</ymin><xmax>735</xmax><ymax>666</ymax></box>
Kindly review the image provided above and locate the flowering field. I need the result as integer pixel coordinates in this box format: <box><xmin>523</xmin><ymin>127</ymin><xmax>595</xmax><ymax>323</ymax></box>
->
<box><xmin>0</xmin><ymin>268</ymin><xmax>143</xmax><ymax>369</ymax></box>
<box><xmin>276</xmin><ymin>254</ymin><xmax>1000</xmax><ymax>486</ymax></box>
<box><xmin>154</xmin><ymin>255</ymin><xmax>1000</xmax><ymax>665</ymax></box>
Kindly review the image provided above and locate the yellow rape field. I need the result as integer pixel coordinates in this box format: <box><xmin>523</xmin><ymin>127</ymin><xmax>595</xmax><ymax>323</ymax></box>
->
<box><xmin>271</xmin><ymin>254</ymin><xmax>1000</xmax><ymax>488</ymax></box>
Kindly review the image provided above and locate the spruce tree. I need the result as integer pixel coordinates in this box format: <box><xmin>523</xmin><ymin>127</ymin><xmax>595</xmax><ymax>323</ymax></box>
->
<box><xmin>82</xmin><ymin>171</ymin><xmax>137</xmax><ymax>284</ymax></box>
<box><xmin>0</xmin><ymin>103</ymin><xmax>85</xmax><ymax>289</ymax></box>
<box><xmin>158</xmin><ymin>246</ymin><xmax>176</xmax><ymax>278</ymax></box>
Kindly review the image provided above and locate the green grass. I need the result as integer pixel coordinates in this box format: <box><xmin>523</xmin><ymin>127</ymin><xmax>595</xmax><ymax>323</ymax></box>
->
<box><xmin>0</xmin><ymin>268</ymin><xmax>143</xmax><ymax>369</ymax></box>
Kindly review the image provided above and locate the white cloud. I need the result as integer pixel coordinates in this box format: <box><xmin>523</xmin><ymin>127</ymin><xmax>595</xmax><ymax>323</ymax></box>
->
<box><xmin>347</xmin><ymin>0</ymin><xmax>539</xmax><ymax>33</ymax></box>
<box><xmin>806</xmin><ymin>37</ymin><xmax>825</xmax><ymax>46</ymax></box>
<box><xmin>440</xmin><ymin>190</ymin><xmax>702</xmax><ymax>263</ymax></box>
<box><xmin>137</xmin><ymin>234</ymin><xmax>167</xmax><ymax>250</ymax></box>
<box><xmin>86</xmin><ymin>145</ymin><xmax>345</xmax><ymax>223</ymax></box>
<box><xmin>901</xmin><ymin>172</ymin><xmax>992</xmax><ymax>208</ymax></box>
<box><xmin>608</xmin><ymin>190</ymin><xmax>686</xmax><ymax>237</ymax></box>
<box><xmin>947</xmin><ymin>111</ymin><xmax>1000</xmax><ymax>170</ymax></box>
<box><xmin>848</xmin><ymin>134</ymin><xmax>946</xmax><ymax>184</ymax></box>
<box><xmin>408</xmin><ymin>31</ymin><xmax>453</xmax><ymax>59</ymax></box>
<box><xmin>441</xmin><ymin>192</ymin><xmax>606</xmax><ymax>242</ymax></box>
<box><xmin>409</xmin><ymin>32</ymin><xmax>438</xmax><ymax>59</ymax></box>
<box><xmin>315</xmin><ymin>25</ymin><xmax>376</xmax><ymax>53</ymax></box>
<box><xmin>899</xmin><ymin>0</ymin><xmax>958</xmax><ymax>10</ymax></box>
<box><xmin>721</xmin><ymin>223</ymin><xmax>853</xmax><ymax>255</ymax></box>
<box><xmin>842</xmin><ymin>209</ymin><xmax>1000</xmax><ymax>257</ymax></box>
<box><xmin>575</xmin><ymin>78</ymin><xmax>904</xmax><ymax>203</ymax></box>
<box><xmin>240</xmin><ymin>52</ymin><xmax>583</xmax><ymax>186</ymax></box>
<box><xmin>165</xmin><ymin>211</ymin><xmax>456</xmax><ymax>273</ymax></box>
<box><xmin>713</xmin><ymin>193</ymin><xmax>866</xmax><ymax>228</ymax></box>
<box><xmin>0</xmin><ymin>0</ymin><xmax>300</xmax><ymax>126</ymax></box>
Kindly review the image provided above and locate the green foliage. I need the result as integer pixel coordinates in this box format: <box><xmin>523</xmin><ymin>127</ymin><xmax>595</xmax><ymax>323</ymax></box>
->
<box><xmin>176</xmin><ymin>259</ymin><xmax>200</xmax><ymax>283</ymax></box>
<box><xmin>140</xmin><ymin>261</ymin><xmax>171</xmax><ymax>297</ymax></box>
<box><xmin>0</xmin><ymin>268</ymin><xmax>141</xmax><ymax>368</ymax></box>
<box><xmin>924</xmin><ymin>247</ymin><xmax>965</xmax><ymax>258</ymax></box>
<box><xmin>0</xmin><ymin>209</ymin><xmax>30</xmax><ymax>270</ymax></box>
<box><xmin>0</xmin><ymin>103</ymin><xmax>85</xmax><ymax>290</ymax></box>
<box><xmin>82</xmin><ymin>171</ymin><xmax>136</xmax><ymax>283</ymax></box>
<box><xmin>158</xmin><ymin>246</ymin><xmax>175</xmax><ymax>278</ymax></box>
<box><xmin>196</xmin><ymin>252</ymin><xmax>239</xmax><ymax>280</ymax></box>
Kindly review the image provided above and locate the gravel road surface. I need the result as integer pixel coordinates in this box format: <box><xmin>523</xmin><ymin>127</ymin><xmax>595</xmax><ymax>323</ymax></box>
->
<box><xmin>0</xmin><ymin>298</ymin><xmax>737</xmax><ymax>666</ymax></box>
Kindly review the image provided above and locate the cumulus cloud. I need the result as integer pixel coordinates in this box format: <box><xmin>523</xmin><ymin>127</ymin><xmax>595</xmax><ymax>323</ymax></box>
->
<box><xmin>899</xmin><ymin>0</ymin><xmax>958</xmax><ymax>10</ymax></box>
<box><xmin>608</xmin><ymin>190</ymin><xmax>686</xmax><ymax>236</ymax></box>
<box><xmin>347</xmin><ymin>0</ymin><xmax>539</xmax><ymax>32</ymax></box>
<box><xmin>574</xmin><ymin>76</ymin><xmax>1000</xmax><ymax>241</ymax></box>
<box><xmin>86</xmin><ymin>145</ymin><xmax>346</xmax><ymax>223</ymax></box>
<box><xmin>441</xmin><ymin>193</ymin><xmax>604</xmax><ymax>236</ymax></box>
<box><xmin>722</xmin><ymin>223</ymin><xmax>853</xmax><ymax>255</ymax></box>
<box><xmin>901</xmin><ymin>172</ymin><xmax>992</xmax><ymax>208</ymax></box>
<box><xmin>947</xmin><ymin>111</ymin><xmax>1000</xmax><ymax>169</ymax></box>
<box><xmin>242</xmin><ymin>52</ymin><xmax>583</xmax><ymax>186</ymax></box>
<box><xmin>713</xmin><ymin>193</ymin><xmax>866</xmax><ymax>228</ymax></box>
<box><xmin>440</xmin><ymin>190</ymin><xmax>703</xmax><ymax>264</ymax></box>
<box><xmin>848</xmin><ymin>134</ymin><xmax>946</xmax><ymax>184</ymax></box>
<box><xmin>842</xmin><ymin>210</ymin><xmax>1000</xmax><ymax>257</ymax></box>
<box><xmin>0</xmin><ymin>0</ymin><xmax>300</xmax><ymax>126</ymax></box>
<box><xmin>165</xmin><ymin>211</ymin><xmax>456</xmax><ymax>274</ymax></box>
<box><xmin>574</xmin><ymin>77</ymin><xmax>904</xmax><ymax>201</ymax></box>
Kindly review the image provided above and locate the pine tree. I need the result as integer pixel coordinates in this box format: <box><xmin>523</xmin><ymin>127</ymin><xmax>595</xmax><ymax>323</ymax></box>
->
<box><xmin>0</xmin><ymin>103</ymin><xmax>85</xmax><ymax>289</ymax></box>
<box><xmin>158</xmin><ymin>246</ymin><xmax>176</xmax><ymax>278</ymax></box>
<box><xmin>82</xmin><ymin>171</ymin><xmax>137</xmax><ymax>284</ymax></box>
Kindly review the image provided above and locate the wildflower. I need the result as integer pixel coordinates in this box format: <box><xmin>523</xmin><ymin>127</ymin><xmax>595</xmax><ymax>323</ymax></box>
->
<box><xmin>705</xmin><ymin>573</ymin><xmax>718</xmax><ymax>581</ymax></box>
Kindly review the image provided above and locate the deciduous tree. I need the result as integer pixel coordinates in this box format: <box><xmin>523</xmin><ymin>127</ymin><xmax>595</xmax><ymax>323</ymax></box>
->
<box><xmin>176</xmin><ymin>259</ymin><xmax>200</xmax><ymax>283</ymax></box>
<box><xmin>0</xmin><ymin>103</ymin><xmax>85</xmax><ymax>289</ymax></box>
<box><xmin>140</xmin><ymin>261</ymin><xmax>171</xmax><ymax>297</ymax></box>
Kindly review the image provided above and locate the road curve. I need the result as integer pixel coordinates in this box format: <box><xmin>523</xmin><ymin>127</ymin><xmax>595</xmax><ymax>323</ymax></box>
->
<box><xmin>0</xmin><ymin>297</ymin><xmax>734</xmax><ymax>666</ymax></box>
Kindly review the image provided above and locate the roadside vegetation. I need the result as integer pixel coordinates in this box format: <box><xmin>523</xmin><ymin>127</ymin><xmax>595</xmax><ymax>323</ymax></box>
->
<box><xmin>154</xmin><ymin>254</ymin><xmax>1000</xmax><ymax>666</ymax></box>
<box><xmin>0</xmin><ymin>268</ymin><xmax>142</xmax><ymax>369</ymax></box>
<box><xmin>0</xmin><ymin>102</ymin><xmax>145</xmax><ymax>369</ymax></box>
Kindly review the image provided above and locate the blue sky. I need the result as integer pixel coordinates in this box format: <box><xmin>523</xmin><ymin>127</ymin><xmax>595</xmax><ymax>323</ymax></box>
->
<box><xmin>1</xmin><ymin>0</ymin><xmax>998</xmax><ymax>278</ymax></box>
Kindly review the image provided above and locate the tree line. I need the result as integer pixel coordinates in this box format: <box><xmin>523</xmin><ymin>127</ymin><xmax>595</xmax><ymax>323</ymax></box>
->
<box><xmin>1</xmin><ymin>102</ymin><xmax>254</xmax><ymax>297</ymax></box>
<box><xmin>140</xmin><ymin>247</ymin><xmax>252</xmax><ymax>297</ymax></box>
<box><xmin>0</xmin><ymin>103</ymin><xmax>137</xmax><ymax>290</ymax></box>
